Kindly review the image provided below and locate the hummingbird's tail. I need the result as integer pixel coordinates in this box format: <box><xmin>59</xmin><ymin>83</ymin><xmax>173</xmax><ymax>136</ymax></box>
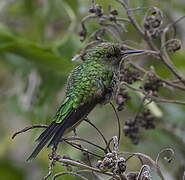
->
<box><xmin>27</xmin><ymin>100</ymin><xmax>97</xmax><ymax>161</ymax></box>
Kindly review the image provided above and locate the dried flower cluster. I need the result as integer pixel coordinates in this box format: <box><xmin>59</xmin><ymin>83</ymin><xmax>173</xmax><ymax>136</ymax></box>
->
<box><xmin>120</xmin><ymin>68</ymin><xmax>141</xmax><ymax>84</ymax></box>
<box><xmin>97</xmin><ymin>152</ymin><xmax>126</xmax><ymax>175</ymax></box>
<box><xmin>143</xmin><ymin>7</ymin><xmax>163</xmax><ymax>38</ymax></box>
<box><xmin>116</xmin><ymin>87</ymin><xmax>130</xmax><ymax>111</ymax></box>
<box><xmin>123</xmin><ymin>109</ymin><xmax>156</xmax><ymax>144</ymax></box>
<box><xmin>142</xmin><ymin>73</ymin><xmax>163</xmax><ymax>96</ymax></box>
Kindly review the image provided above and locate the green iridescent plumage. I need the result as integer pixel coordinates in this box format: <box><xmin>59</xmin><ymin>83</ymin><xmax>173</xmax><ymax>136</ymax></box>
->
<box><xmin>27</xmin><ymin>42</ymin><xmax>143</xmax><ymax>160</ymax></box>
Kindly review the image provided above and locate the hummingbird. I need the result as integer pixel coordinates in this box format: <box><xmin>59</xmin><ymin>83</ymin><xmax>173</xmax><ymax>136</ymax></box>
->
<box><xmin>27</xmin><ymin>42</ymin><xmax>143</xmax><ymax>160</ymax></box>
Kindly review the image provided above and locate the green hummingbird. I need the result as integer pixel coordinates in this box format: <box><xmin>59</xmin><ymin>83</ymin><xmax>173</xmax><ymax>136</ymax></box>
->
<box><xmin>27</xmin><ymin>42</ymin><xmax>143</xmax><ymax>160</ymax></box>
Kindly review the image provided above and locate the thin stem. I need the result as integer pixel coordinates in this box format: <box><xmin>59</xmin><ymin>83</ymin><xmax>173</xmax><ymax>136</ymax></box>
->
<box><xmin>130</xmin><ymin>62</ymin><xmax>185</xmax><ymax>91</ymax></box>
<box><xmin>12</xmin><ymin>124</ymin><xmax>48</xmax><ymax>139</ymax></box>
<box><xmin>124</xmin><ymin>153</ymin><xmax>144</xmax><ymax>165</ymax></box>
<box><xmin>105</xmin><ymin>137</ymin><xmax>114</xmax><ymax>152</ymax></box>
<box><xmin>110</xmin><ymin>102</ymin><xmax>121</xmax><ymax>145</ymax></box>
<box><xmin>57</xmin><ymin>158</ymin><xmax>119</xmax><ymax>179</ymax></box>
<box><xmin>122</xmin><ymin>82</ymin><xmax>185</xmax><ymax>105</ymax></box>
<box><xmin>137</xmin><ymin>165</ymin><xmax>151</xmax><ymax>179</ymax></box>
<box><xmin>77</xmin><ymin>170</ymin><xmax>105</xmax><ymax>180</ymax></box>
<box><xmin>148</xmin><ymin>95</ymin><xmax>185</xmax><ymax>105</ymax></box>
<box><xmin>156</xmin><ymin>148</ymin><xmax>174</xmax><ymax>165</ymax></box>
<box><xmin>84</xmin><ymin>119</ymin><xmax>109</xmax><ymax>151</ymax></box>
<box><xmin>115</xmin><ymin>0</ymin><xmax>158</xmax><ymax>51</ymax></box>
<box><xmin>44</xmin><ymin>160</ymin><xmax>55</xmax><ymax>180</ymax></box>
<box><xmin>63</xmin><ymin>136</ymin><xmax>106</xmax><ymax>152</ymax></box>
<box><xmin>64</xmin><ymin>140</ymin><xmax>103</xmax><ymax>158</ymax></box>
<box><xmin>160</xmin><ymin>16</ymin><xmax>185</xmax><ymax>85</ymax></box>
<box><xmin>167</xmin><ymin>15</ymin><xmax>185</xmax><ymax>32</ymax></box>
<box><xmin>119</xmin><ymin>152</ymin><xmax>165</xmax><ymax>180</ymax></box>
<box><xmin>53</xmin><ymin>172</ymin><xmax>88</xmax><ymax>180</ymax></box>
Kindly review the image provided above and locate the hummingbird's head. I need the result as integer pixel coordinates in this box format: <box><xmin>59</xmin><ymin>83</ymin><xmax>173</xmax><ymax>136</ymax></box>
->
<box><xmin>84</xmin><ymin>42</ymin><xmax>144</xmax><ymax>66</ymax></box>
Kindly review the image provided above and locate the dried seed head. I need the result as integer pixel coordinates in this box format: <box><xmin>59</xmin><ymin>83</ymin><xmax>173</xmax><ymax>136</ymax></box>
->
<box><xmin>120</xmin><ymin>68</ymin><xmax>140</xmax><ymax>84</ymax></box>
<box><xmin>143</xmin><ymin>74</ymin><xmax>163</xmax><ymax>94</ymax></box>
<box><xmin>117</xmin><ymin>158</ymin><xmax>127</xmax><ymax>173</ymax></box>
<box><xmin>116</xmin><ymin>94</ymin><xmax>125</xmax><ymax>105</ymax></box>
<box><xmin>115</xmin><ymin>88</ymin><xmax>130</xmax><ymax>111</ymax></box>
<box><xmin>166</xmin><ymin>39</ymin><xmax>181</xmax><ymax>52</ymax></box>
<box><xmin>123</xmin><ymin>109</ymin><xmax>156</xmax><ymax>144</ymax></box>
<box><xmin>123</xmin><ymin>118</ymin><xmax>140</xmax><ymax>144</ymax></box>
<box><xmin>110</xmin><ymin>9</ymin><xmax>118</xmax><ymax>16</ymax></box>
<box><xmin>78</xmin><ymin>29</ymin><xmax>86</xmax><ymax>37</ymax></box>
<box><xmin>96</xmin><ymin>160</ymin><xmax>102</xmax><ymax>168</ymax></box>
<box><xmin>143</xmin><ymin>8</ymin><xmax>163</xmax><ymax>38</ymax></box>
<box><xmin>106</xmin><ymin>152</ymin><xmax>115</xmax><ymax>158</ymax></box>
<box><xmin>151</xmin><ymin>18</ymin><xmax>161</xmax><ymax>28</ymax></box>
<box><xmin>95</xmin><ymin>4</ymin><xmax>103</xmax><ymax>16</ymax></box>
<box><xmin>127</xmin><ymin>172</ymin><xmax>139</xmax><ymax>180</ymax></box>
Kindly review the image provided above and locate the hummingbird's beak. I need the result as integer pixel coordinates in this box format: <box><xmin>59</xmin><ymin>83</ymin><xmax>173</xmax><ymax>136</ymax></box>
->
<box><xmin>121</xmin><ymin>49</ymin><xmax>144</xmax><ymax>55</ymax></box>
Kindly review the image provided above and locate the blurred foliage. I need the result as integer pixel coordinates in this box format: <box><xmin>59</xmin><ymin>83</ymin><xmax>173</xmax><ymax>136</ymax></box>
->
<box><xmin>0</xmin><ymin>0</ymin><xmax>185</xmax><ymax>180</ymax></box>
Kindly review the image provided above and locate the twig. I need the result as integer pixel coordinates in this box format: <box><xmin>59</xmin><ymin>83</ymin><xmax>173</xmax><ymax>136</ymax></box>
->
<box><xmin>122</xmin><ymin>82</ymin><xmax>185</xmax><ymax>105</ymax></box>
<box><xmin>130</xmin><ymin>62</ymin><xmax>185</xmax><ymax>91</ymax></box>
<box><xmin>52</xmin><ymin>172</ymin><xmax>88</xmax><ymax>180</ymax></box>
<box><xmin>115</xmin><ymin>0</ymin><xmax>158</xmax><ymax>50</ymax></box>
<box><xmin>105</xmin><ymin>137</ymin><xmax>114</xmax><ymax>152</ymax></box>
<box><xmin>12</xmin><ymin>124</ymin><xmax>48</xmax><ymax>139</ymax></box>
<box><xmin>63</xmin><ymin>136</ymin><xmax>106</xmax><ymax>152</ymax></box>
<box><xmin>119</xmin><ymin>152</ymin><xmax>165</xmax><ymax>180</ymax></box>
<box><xmin>166</xmin><ymin>15</ymin><xmax>185</xmax><ymax>32</ymax></box>
<box><xmin>160</xmin><ymin>16</ymin><xmax>185</xmax><ymax>85</ymax></box>
<box><xmin>125</xmin><ymin>153</ymin><xmax>144</xmax><ymax>165</ymax></box>
<box><xmin>64</xmin><ymin>140</ymin><xmax>103</xmax><ymax>158</ymax></box>
<box><xmin>56</xmin><ymin>158</ymin><xmax>119</xmax><ymax>179</ymax></box>
<box><xmin>84</xmin><ymin>119</ymin><xmax>109</xmax><ymax>150</ymax></box>
<box><xmin>156</xmin><ymin>148</ymin><xmax>174</xmax><ymax>165</ymax></box>
<box><xmin>44</xmin><ymin>160</ymin><xmax>55</xmax><ymax>180</ymax></box>
<box><xmin>80</xmin><ymin>14</ymin><xmax>98</xmax><ymax>41</ymax></box>
<box><xmin>44</xmin><ymin>148</ymin><xmax>57</xmax><ymax>180</ymax></box>
<box><xmin>137</xmin><ymin>165</ymin><xmax>151</xmax><ymax>180</ymax></box>
<box><xmin>110</xmin><ymin>102</ymin><xmax>121</xmax><ymax>145</ymax></box>
<box><xmin>148</xmin><ymin>95</ymin><xmax>185</xmax><ymax>105</ymax></box>
<box><xmin>77</xmin><ymin>170</ymin><xmax>105</xmax><ymax>180</ymax></box>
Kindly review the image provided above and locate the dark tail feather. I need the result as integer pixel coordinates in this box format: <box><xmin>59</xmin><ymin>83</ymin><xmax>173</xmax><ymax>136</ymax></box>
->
<box><xmin>47</xmin><ymin>110</ymin><xmax>74</xmax><ymax>148</ymax></box>
<box><xmin>27</xmin><ymin>101</ymin><xmax>98</xmax><ymax>161</ymax></box>
<box><xmin>47</xmin><ymin>122</ymin><xmax>68</xmax><ymax>148</ymax></box>
<box><xmin>27</xmin><ymin>123</ymin><xmax>59</xmax><ymax>161</ymax></box>
<box><xmin>36</xmin><ymin>122</ymin><xmax>56</xmax><ymax>142</ymax></box>
<box><xmin>27</xmin><ymin>111</ymin><xmax>74</xmax><ymax>161</ymax></box>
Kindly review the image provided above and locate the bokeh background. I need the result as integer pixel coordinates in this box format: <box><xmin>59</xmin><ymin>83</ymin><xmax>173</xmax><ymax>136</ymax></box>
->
<box><xmin>0</xmin><ymin>0</ymin><xmax>185</xmax><ymax>179</ymax></box>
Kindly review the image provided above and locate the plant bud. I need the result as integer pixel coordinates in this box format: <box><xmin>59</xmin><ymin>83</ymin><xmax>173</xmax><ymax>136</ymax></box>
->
<box><xmin>166</xmin><ymin>39</ymin><xmax>181</xmax><ymax>52</ymax></box>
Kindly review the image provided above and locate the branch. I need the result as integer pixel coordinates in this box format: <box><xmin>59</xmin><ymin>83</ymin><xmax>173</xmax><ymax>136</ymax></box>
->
<box><xmin>119</xmin><ymin>152</ymin><xmax>165</xmax><ymax>180</ymax></box>
<box><xmin>84</xmin><ymin>118</ymin><xmax>109</xmax><ymax>151</ymax></box>
<box><xmin>64</xmin><ymin>140</ymin><xmax>103</xmax><ymax>158</ymax></box>
<box><xmin>122</xmin><ymin>82</ymin><xmax>185</xmax><ymax>105</ymax></box>
<box><xmin>52</xmin><ymin>172</ymin><xmax>88</xmax><ymax>180</ymax></box>
<box><xmin>57</xmin><ymin>158</ymin><xmax>120</xmax><ymax>179</ymax></box>
<box><xmin>110</xmin><ymin>102</ymin><xmax>121</xmax><ymax>145</ymax></box>
<box><xmin>160</xmin><ymin>16</ymin><xmax>185</xmax><ymax>85</ymax></box>
<box><xmin>63</xmin><ymin>136</ymin><xmax>106</xmax><ymax>152</ymax></box>
<box><xmin>130</xmin><ymin>62</ymin><xmax>185</xmax><ymax>92</ymax></box>
<box><xmin>12</xmin><ymin>124</ymin><xmax>47</xmax><ymax>139</ymax></box>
